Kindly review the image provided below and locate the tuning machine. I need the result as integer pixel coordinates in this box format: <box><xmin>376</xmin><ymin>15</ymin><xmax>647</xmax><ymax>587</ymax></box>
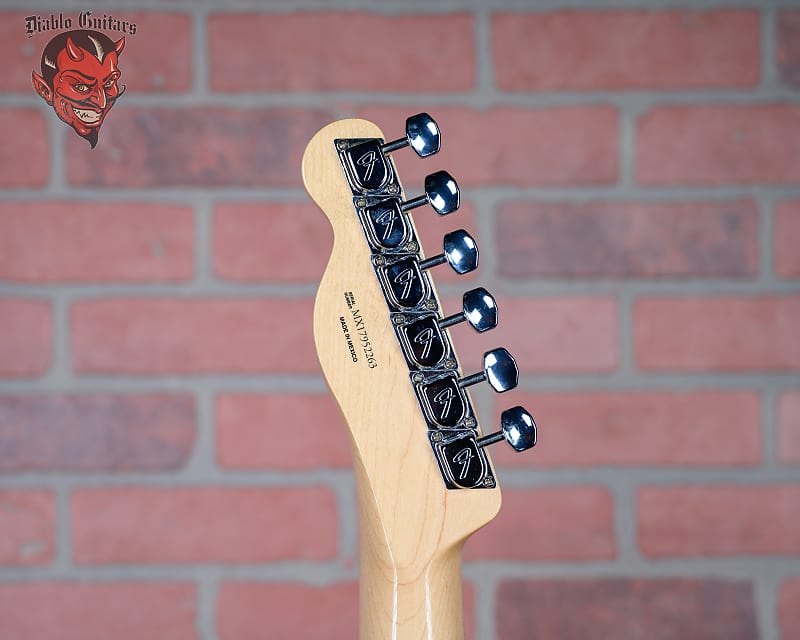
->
<box><xmin>381</xmin><ymin>112</ymin><xmax>441</xmax><ymax>157</ymax></box>
<box><xmin>459</xmin><ymin>347</ymin><xmax>519</xmax><ymax>393</ymax></box>
<box><xmin>419</xmin><ymin>229</ymin><xmax>478</xmax><ymax>275</ymax></box>
<box><xmin>340</xmin><ymin>113</ymin><xmax>440</xmax><ymax>193</ymax></box>
<box><xmin>477</xmin><ymin>406</ymin><xmax>537</xmax><ymax>452</ymax></box>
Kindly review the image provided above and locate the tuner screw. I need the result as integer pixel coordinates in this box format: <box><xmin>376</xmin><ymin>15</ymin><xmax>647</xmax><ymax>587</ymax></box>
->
<box><xmin>444</xmin><ymin>358</ymin><xmax>457</xmax><ymax>369</ymax></box>
<box><xmin>412</xmin><ymin>372</ymin><xmax>425</xmax><ymax>383</ymax></box>
<box><xmin>373</xmin><ymin>255</ymin><xmax>385</xmax><ymax>266</ymax></box>
<box><xmin>406</xmin><ymin>241</ymin><xmax>419</xmax><ymax>252</ymax></box>
<box><xmin>356</xmin><ymin>198</ymin><xmax>367</xmax><ymax>208</ymax></box>
<box><xmin>387</xmin><ymin>184</ymin><xmax>400</xmax><ymax>195</ymax></box>
<box><xmin>418</xmin><ymin>229</ymin><xmax>479</xmax><ymax>275</ymax></box>
<box><xmin>439</xmin><ymin>287</ymin><xmax>498</xmax><ymax>333</ymax></box>
<box><xmin>393</xmin><ymin>315</ymin><xmax>406</xmax><ymax>325</ymax></box>
<box><xmin>381</xmin><ymin>112</ymin><xmax>441</xmax><ymax>158</ymax></box>
<box><xmin>464</xmin><ymin>416</ymin><xmax>476</xmax><ymax>428</ymax></box>
<box><xmin>476</xmin><ymin>406</ymin><xmax>537</xmax><ymax>453</ymax></box>
<box><xmin>483</xmin><ymin>476</ymin><xmax>496</xmax><ymax>488</ymax></box>
<box><xmin>431</xmin><ymin>431</ymin><xmax>443</xmax><ymax>442</ymax></box>
<box><xmin>400</xmin><ymin>171</ymin><xmax>460</xmax><ymax>216</ymax></box>
<box><xmin>424</xmin><ymin>299</ymin><xmax>437</xmax><ymax>311</ymax></box>
<box><xmin>336</xmin><ymin>140</ymin><xmax>348</xmax><ymax>150</ymax></box>
<box><xmin>458</xmin><ymin>348</ymin><xmax>519</xmax><ymax>393</ymax></box>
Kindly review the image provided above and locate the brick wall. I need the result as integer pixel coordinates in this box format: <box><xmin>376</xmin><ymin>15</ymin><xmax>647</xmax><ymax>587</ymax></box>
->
<box><xmin>1</xmin><ymin>2</ymin><xmax>799</xmax><ymax>639</ymax></box>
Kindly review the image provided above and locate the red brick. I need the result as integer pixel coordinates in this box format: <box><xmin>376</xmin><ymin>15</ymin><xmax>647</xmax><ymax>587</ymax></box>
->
<box><xmin>72</xmin><ymin>486</ymin><xmax>337</xmax><ymax>564</ymax></box>
<box><xmin>638</xmin><ymin>485</ymin><xmax>800</xmax><ymax>557</ymax></box>
<box><xmin>0</xmin><ymin>299</ymin><xmax>52</xmax><ymax>377</ymax></box>
<box><xmin>637</xmin><ymin>105</ymin><xmax>800</xmax><ymax>185</ymax></box>
<box><xmin>0</xmin><ymin>202</ymin><xmax>193</xmax><ymax>282</ymax></box>
<box><xmin>496</xmin><ymin>579</ymin><xmax>756</xmax><ymax>640</ymax></box>
<box><xmin>489</xmin><ymin>390</ymin><xmax>761</xmax><ymax>468</ymax></box>
<box><xmin>455</xmin><ymin>297</ymin><xmax>617</xmax><ymax>373</ymax></box>
<box><xmin>0</xmin><ymin>13</ymin><xmax>42</xmax><ymax>91</ymax></box>
<box><xmin>209</xmin><ymin>13</ymin><xmax>473</xmax><ymax>92</ymax></box>
<box><xmin>66</xmin><ymin>108</ymin><xmax>333</xmax><ymax>187</ymax></box>
<box><xmin>778</xmin><ymin>11</ymin><xmax>800</xmax><ymax>87</ymax></box>
<box><xmin>0</xmin><ymin>490</ymin><xmax>54</xmax><ymax>566</ymax></box>
<box><xmin>358</xmin><ymin>106</ymin><xmax>618</xmax><ymax>187</ymax></box>
<box><xmin>775</xmin><ymin>200</ymin><xmax>800</xmax><ymax>277</ymax></box>
<box><xmin>780</xmin><ymin>578</ymin><xmax>800</xmax><ymax>640</ymax></box>
<box><xmin>497</xmin><ymin>200</ymin><xmax>758</xmax><ymax>278</ymax></box>
<box><xmin>0</xmin><ymin>582</ymin><xmax>197</xmax><ymax>640</ymax></box>
<box><xmin>71</xmin><ymin>298</ymin><xmax>317</xmax><ymax>374</ymax></box>
<box><xmin>213</xmin><ymin>202</ymin><xmax>331</xmax><ymax>282</ymax></box>
<box><xmin>108</xmin><ymin>13</ymin><xmax>191</xmax><ymax>92</ymax></box>
<box><xmin>216</xmin><ymin>393</ymin><xmax>351</xmax><ymax>469</ymax></box>
<box><xmin>494</xmin><ymin>10</ymin><xmax>758</xmax><ymax>91</ymax></box>
<box><xmin>0</xmin><ymin>394</ymin><xmax>194</xmax><ymax>471</ymax></box>
<box><xmin>0</xmin><ymin>109</ymin><xmax>47</xmax><ymax>187</ymax></box>
<box><xmin>218</xmin><ymin>582</ymin><xmax>357</xmax><ymax>639</ymax></box>
<box><xmin>2</xmin><ymin>12</ymin><xmax>190</xmax><ymax>93</ymax></box>
<box><xmin>465</xmin><ymin>487</ymin><xmax>615</xmax><ymax>561</ymax></box>
<box><xmin>634</xmin><ymin>296</ymin><xmax>800</xmax><ymax>371</ymax></box>
<box><xmin>778</xmin><ymin>390</ymin><xmax>800</xmax><ymax>464</ymax></box>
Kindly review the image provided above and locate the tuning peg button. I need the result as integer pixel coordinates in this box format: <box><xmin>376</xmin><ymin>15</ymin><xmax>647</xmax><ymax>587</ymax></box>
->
<box><xmin>439</xmin><ymin>287</ymin><xmax>497</xmax><ymax>333</ymax></box>
<box><xmin>419</xmin><ymin>229</ymin><xmax>478</xmax><ymax>275</ymax></box>
<box><xmin>381</xmin><ymin>112</ymin><xmax>441</xmax><ymax>157</ymax></box>
<box><xmin>402</xmin><ymin>171</ymin><xmax>460</xmax><ymax>215</ymax></box>
<box><xmin>458</xmin><ymin>348</ymin><xmax>518</xmax><ymax>393</ymax></box>
<box><xmin>476</xmin><ymin>406</ymin><xmax>537</xmax><ymax>452</ymax></box>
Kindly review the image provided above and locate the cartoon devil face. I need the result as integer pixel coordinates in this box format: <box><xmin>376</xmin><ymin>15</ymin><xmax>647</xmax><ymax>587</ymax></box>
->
<box><xmin>32</xmin><ymin>30</ymin><xmax>125</xmax><ymax>148</ymax></box>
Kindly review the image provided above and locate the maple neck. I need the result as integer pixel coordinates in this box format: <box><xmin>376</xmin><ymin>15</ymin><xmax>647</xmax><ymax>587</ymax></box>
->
<box><xmin>356</xmin><ymin>459</ymin><xmax>466</xmax><ymax>640</ymax></box>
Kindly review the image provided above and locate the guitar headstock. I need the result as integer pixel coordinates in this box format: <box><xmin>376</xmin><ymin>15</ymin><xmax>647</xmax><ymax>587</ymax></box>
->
<box><xmin>301</xmin><ymin>115</ymin><xmax>536</xmax><ymax>568</ymax></box>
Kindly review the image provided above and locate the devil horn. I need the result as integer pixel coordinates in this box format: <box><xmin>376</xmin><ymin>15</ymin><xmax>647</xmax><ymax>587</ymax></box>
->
<box><xmin>114</xmin><ymin>36</ymin><xmax>125</xmax><ymax>55</ymax></box>
<box><xmin>65</xmin><ymin>37</ymin><xmax>84</xmax><ymax>61</ymax></box>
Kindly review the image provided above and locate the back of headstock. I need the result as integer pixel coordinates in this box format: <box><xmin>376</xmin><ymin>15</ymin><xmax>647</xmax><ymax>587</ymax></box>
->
<box><xmin>301</xmin><ymin>114</ymin><xmax>537</xmax><ymax>639</ymax></box>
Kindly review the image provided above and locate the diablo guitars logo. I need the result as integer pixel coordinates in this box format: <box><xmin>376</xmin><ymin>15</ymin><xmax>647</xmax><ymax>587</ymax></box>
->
<box><xmin>32</xmin><ymin>30</ymin><xmax>125</xmax><ymax>148</ymax></box>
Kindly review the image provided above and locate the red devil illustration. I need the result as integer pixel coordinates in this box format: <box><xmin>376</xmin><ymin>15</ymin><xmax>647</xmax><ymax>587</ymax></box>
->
<box><xmin>32</xmin><ymin>30</ymin><xmax>125</xmax><ymax>148</ymax></box>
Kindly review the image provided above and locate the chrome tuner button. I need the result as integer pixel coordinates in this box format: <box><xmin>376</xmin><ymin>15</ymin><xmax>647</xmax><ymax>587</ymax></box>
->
<box><xmin>381</xmin><ymin>112</ymin><xmax>441</xmax><ymax>158</ymax></box>
<box><xmin>439</xmin><ymin>287</ymin><xmax>498</xmax><ymax>333</ymax></box>
<box><xmin>401</xmin><ymin>171</ymin><xmax>460</xmax><ymax>216</ymax></box>
<box><xmin>458</xmin><ymin>348</ymin><xmax>518</xmax><ymax>393</ymax></box>
<box><xmin>418</xmin><ymin>229</ymin><xmax>478</xmax><ymax>275</ymax></box>
<box><xmin>476</xmin><ymin>406</ymin><xmax>537</xmax><ymax>452</ymax></box>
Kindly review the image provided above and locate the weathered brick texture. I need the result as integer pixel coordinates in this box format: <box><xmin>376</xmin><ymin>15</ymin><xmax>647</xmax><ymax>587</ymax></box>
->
<box><xmin>490</xmin><ymin>390</ymin><xmax>761</xmax><ymax>468</ymax></box>
<box><xmin>209</xmin><ymin>13</ymin><xmax>475</xmax><ymax>92</ymax></box>
<box><xmin>0</xmin><ymin>202</ymin><xmax>194</xmax><ymax>282</ymax></box>
<box><xmin>0</xmin><ymin>489</ymin><xmax>54</xmax><ymax>566</ymax></box>
<box><xmin>465</xmin><ymin>487</ymin><xmax>615</xmax><ymax>561</ymax></box>
<box><xmin>2</xmin><ymin>3</ymin><xmax>797</xmax><ymax>639</ymax></box>
<box><xmin>0</xmin><ymin>298</ymin><xmax>52</xmax><ymax>377</ymax></box>
<box><xmin>496</xmin><ymin>579</ymin><xmax>757</xmax><ymax>640</ymax></box>
<box><xmin>0</xmin><ymin>394</ymin><xmax>194</xmax><ymax>471</ymax></box>
<box><xmin>634</xmin><ymin>296</ymin><xmax>800</xmax><ymax>371</ymax></box>
<box><xmin>71</xmin><ymin>486</ymin><xmax>337</xmax><ymax>564</ymax></box>
<box><xmin>493</xmin><ymin>10</ymin><xmax>759</xmax><ymax>91</ymax></box>
<box><xmin>0</xmin><ymin>583</ymin><xmax>197</xmax><ymax>640</ymax></box>
<box><xmin>71</xmin><ymin>298</ymin><xmax>317</xmax><ymax>374</ymax></box>
<box><xmin>638</xmin><ymin>485</ymin><xmax>800</xmax><ymax>557</ymax></box>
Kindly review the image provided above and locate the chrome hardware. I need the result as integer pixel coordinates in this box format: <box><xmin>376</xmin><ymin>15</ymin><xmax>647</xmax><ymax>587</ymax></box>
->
<box><xmin>439</xmin><ymin>287</ymin><xmax>498</xmax><ymax>333</ymax></box>
<box><xmin>458</xmin><ymin>348</ymin><xmax>519</xmax><ymax>393</ymax></box>
<box><xmin>362</xmin><ymin>200</ymin><xmax>410</xmax><ymax>249</ymax></box>
<box><xmin>382</xmin><ymin>257</ymin><xmax>428</xmax><ymax>309</ymax></box>
<box><xmin>419</xmin><ymin>229</ymin><xmax>478</xmax><ymax>275</ymax></box>
<box><xmin>401</xmin><ymin>171</ymin><xmax>460</xmax><ymax>216</ymax></box>
<box><xmin>399</xmin><ymin>316</ymin><xmax>448</xmax><ymax>368</ymax></box>
<box><xmin>415</xmin><ymin>374</ymin><xmax>468</xmax><ymax>427</ymax></box>
<box><xmin>334</xmin><ymin>112</ymin><xmax>537</xmax><ymax>491</ymax></box>
<box><xmin>476</xmin><ymin>406</ymin><xmax>537</xmax><ymax>452</ymax></box>
<box><xmin>436</xmin><ymin>432</ymin><xmax>490</xmax><ymax>489</ymax></box>
<box><xmin>381</xmin><ymin>112</ymin><xmax>441</xmax><ymax>157</ymax></box>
